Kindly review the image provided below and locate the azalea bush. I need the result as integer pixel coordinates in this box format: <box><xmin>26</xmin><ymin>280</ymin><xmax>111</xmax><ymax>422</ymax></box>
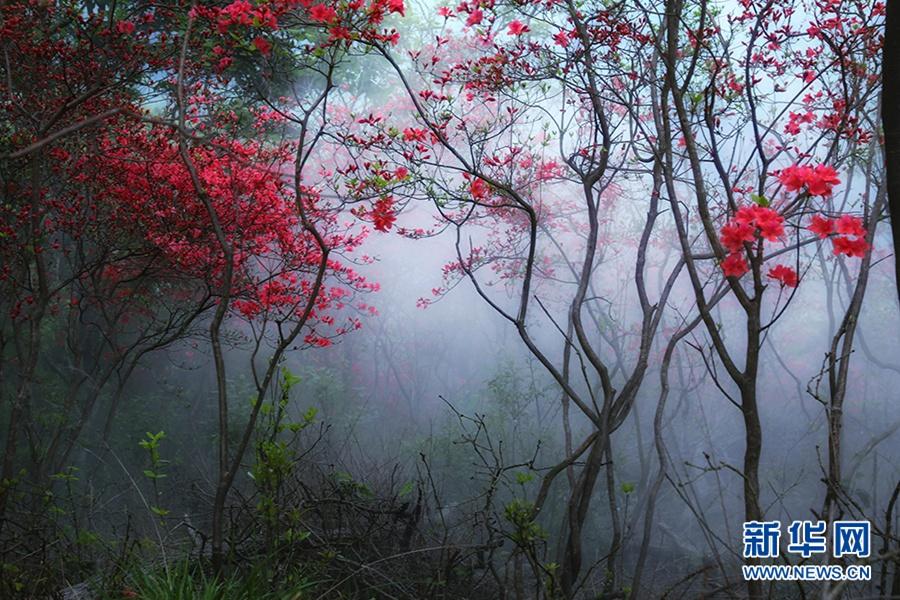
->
<box><xmin>0</xmin><ymin>0</ymin><xmax>392</xmax><ymax>587</ymax></box>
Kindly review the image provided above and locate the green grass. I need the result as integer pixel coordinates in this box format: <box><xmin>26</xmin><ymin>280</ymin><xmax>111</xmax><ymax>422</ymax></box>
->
<box><xmin>104</xmin><ymin>560</ymin><xmax>319</xmax><ymax>600</ymax></box>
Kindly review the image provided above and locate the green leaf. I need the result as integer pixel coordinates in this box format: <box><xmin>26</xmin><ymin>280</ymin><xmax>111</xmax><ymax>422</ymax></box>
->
<box><xmin>751</xmin><ymin>193</ymin><xmax>770</xmax><ymax>207</ymax></box>
<box><xmin>284</xmin><ymin>528</ymin><xmax>311</xmax><ymax>543</ymax></box>
<box><xmin>515</xmin><ymin>471</ymin><xmax>535</xmax><ymax>485</ymax></box>
<box><xmin>282</xmin><ymin>366</ymin><xmax>302</xmax><ymax>390</ymax></box>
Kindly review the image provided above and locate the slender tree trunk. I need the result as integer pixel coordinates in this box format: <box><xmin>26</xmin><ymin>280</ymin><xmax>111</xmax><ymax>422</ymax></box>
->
<box><xmin>559</xmin><ymin>433</ymin><xmax>606</xmax><ymax>596</ymax></box>
<box><xmin>209</xmin><ymin>308</ymin><xmax>230</xmax><ymax>573</ymax></box>
<box><xmin>1</xmin><ymin>156</ymin><xmax>48</xmax><ymax>527</ymax></box>
<box><xmin>822</xmin><ymin>188</ymin><xmax>885</xmax><ymax>576</ymax></box>
<box><xmin>603</xmin><ymin>445</ymin><xmax>622</xmax><ymax>595</ymax></box>
<box><xmin>742</xmin><ymin>302</ymin><xmax>764</xmax><ymax>600</ymax></box>
<box><xmin>740</xmin><ymin>381</ymin><xmax>763</xmax><ymax>527</ymax></box>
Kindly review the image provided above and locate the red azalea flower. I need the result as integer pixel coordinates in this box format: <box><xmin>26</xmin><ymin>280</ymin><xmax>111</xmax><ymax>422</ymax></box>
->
<box><xmin>373</xmin><ymin>212</ymin><xmax>396</xmax><ymax>232</ymax></box>
<box><xmin>403</xmin><ymin>127</ymin><xmax>427</xmax><ymax>141</ymax></box>
<box><xmin>466</xmin><ymin>8</ymin><xmax>483</xmax><ymax>26</ymax></box>
<box><xmin>328</xmin><ymin>26</ymin><xmax>352</xmax><ymax>41</ymax></box>
<box><xmin>470</xmin><ymin>177</ymin><xmax>489</xmax><ymax>200</ymax></box>
<box><xmin>508</xmin><ymin>20</ymin><xmax>529</xmax><ymax>35</ymax></box>
<box><xmin>732</xmin><ymin>205</ymin><xmax>758</xmax><ymax>226</ymax></box>
<box><xmin>832</xmin><ymin>235</ymin><xmax>869</xmax><ymax>258</ymax></box>
<box><xmin>784</xmin><ymin>120</ymin><xmax>801</xmax><ymax>135</ymax></box>
<box><xmin>756</xmin><ymin>220</ymin><xmax>784</xmax><ymax>241</ymax></box>
<box><xmin>721</xmin><ymin>252</ymin><xmax>748</xmax><ymax>278</ymax></box>
<box><xmin>309</xmin><ymin>4</ymin><xmax>338</xmax><ymax>23</ymax></box>
<box><xmin>388</xmin><ymin>0</ymin><xmax>404</xmax><ymax>15</ymax></box>
<box><xmin>751</xmin><ymin>207</ymin><xmax>784</xmax><ymax>241</ymax></box>
<box><xmin>808</xmin><ymin>214</ymin><xmax>834</xmax><ymax>238</ymax></box>
<box><xmin>720</xmin><ymin>221</ymin><xmax>755</xmax><ymax>252</ymax></box>
<box><xmin>722</xmin><ymin>205</ymin><xmax>783</xmax><ymax>248</ymax></box>
<box><xmin>553</xmin><ymin>30</ymin><xmax>570</xmax><ymax>47</ymax></box>
<box><xmin>767</xmin><ymin>264</ymin><xmax>798</xmax><ymax>288</ymax></box>
<box><xmin>777</xmin><ymin>163</ymin><xmax>840</xmax><ymax>197</ymax></box>
<box><xmin>777</xmin><ymin>165</ymin><xmax>811</xmax><ymax>193</ymax></box>
<box><xmin>806</xmin><ymin>164</ymin><xmax>840</xmax><ymax>196</ymax></box>
<box><xmin>372</xmin><ymin>197</ymin><xmax>396</xmax><ymax>232</ymax></box>
<box><xmin>252</xmin><ymin>36</ymin><xmax>271</xmax><ymax>55</ymax></box>
<box><xmin>834</xmin><ymin>214</ymin><xmax>865</xmax><ymax>237</ymax></box>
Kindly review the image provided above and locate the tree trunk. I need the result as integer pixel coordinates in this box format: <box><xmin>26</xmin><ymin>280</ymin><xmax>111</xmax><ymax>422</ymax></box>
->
<box><xmin>884</xmin><ymin>0</ymin><xmax>900</xmax><ymax>307</ymax></box>
<box><xmin>742</xmin><ymin>304</ymin><xmax>764</xmax><ymax>599</ymax></box>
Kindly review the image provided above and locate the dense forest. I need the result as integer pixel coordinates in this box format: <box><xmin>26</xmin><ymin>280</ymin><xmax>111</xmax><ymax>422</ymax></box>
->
<box><xmin>1</xmin><ymin>0</ymin><xmax>898</xmax><ymax>598</ymax></box>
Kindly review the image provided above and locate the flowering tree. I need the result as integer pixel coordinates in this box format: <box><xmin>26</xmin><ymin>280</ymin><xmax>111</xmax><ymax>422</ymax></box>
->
<box><xmin>336</xmin><ymin>0</ymin><xmax>888</xmax><ymax>595</ymax></box>
<box><xmin>0</xmin><ymin>0</ymin><xmax>202</xmax><ymax>525</ymax></box>
<box><xmin>0</xmin><ymin>0</ymin><xmax>394</xmax><ymax>578</ymax></box>
<box><xmin>170</xmin><ymin>0</ymin><xmax>414</xmax><ymax>568</ymax></box>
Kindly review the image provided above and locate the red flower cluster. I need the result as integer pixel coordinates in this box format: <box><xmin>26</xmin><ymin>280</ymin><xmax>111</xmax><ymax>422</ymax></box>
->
<box><xmin>470</xmin><ymin>177</ymin><xmax>490</xmax><ymax>201</ymax></box>
<box><xmin>371</xmin><ymin>197</ymin><xmax>397</xmax><ymax>232</ymax></box>
<box><xmin>191</xmin><ymin>0</ymin><xmax>408</xmax><ymax>65</ymax></box>
<box><xmin>721</xmin><ymin>252</ymin><xmax>748</xmax><ymax>278</ymax></box>
<box><xmin>808</xmin><ymin>214</ymin><xmax>834</xmax><ymax>238</ymax></box>
<box><xmin>777</xmin><ymin>164</ymin><xmax>840</xmax><ymax>197</ymax></box>
<box><xmin>767</xmin><ymin>264</ymin><xmax>798</xmax><ymax>288</ymax></box>
<box><xmin>309</xmin><ymin>4</ymin><xmax>337</xmax><ymax>23</ymax></box>
<box><xmin>807</xmin><ymin>214</ymin><xmax>869</xmax><ymax>258</ymax></box>
<box><xmin>784</xmin><ymin>110</ymin><xmax>815</xmax><ymax>135</ymax></box>
<box><xmin>70</xmin><ymin>125</ymin><xmax>376</xmax><ymax>331</ymax></box>
<box><xmin>721</xmin><ymin>205</ymin><xmax>784</xmax><ymax>250</ymax></box>
<box><xmin>508</xmin><ymin>20</ymin><xmax>529</xmax><ymax>36</ymax></box>
<box><xmin>719</xmin><ymin>205</ymin><xmax>784</xmax><ymax>280</ymax></box>
<box><xmin>403</xmin><ymin>127</ymin><xmax>428</xmax><ymax>141</ymax></box>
